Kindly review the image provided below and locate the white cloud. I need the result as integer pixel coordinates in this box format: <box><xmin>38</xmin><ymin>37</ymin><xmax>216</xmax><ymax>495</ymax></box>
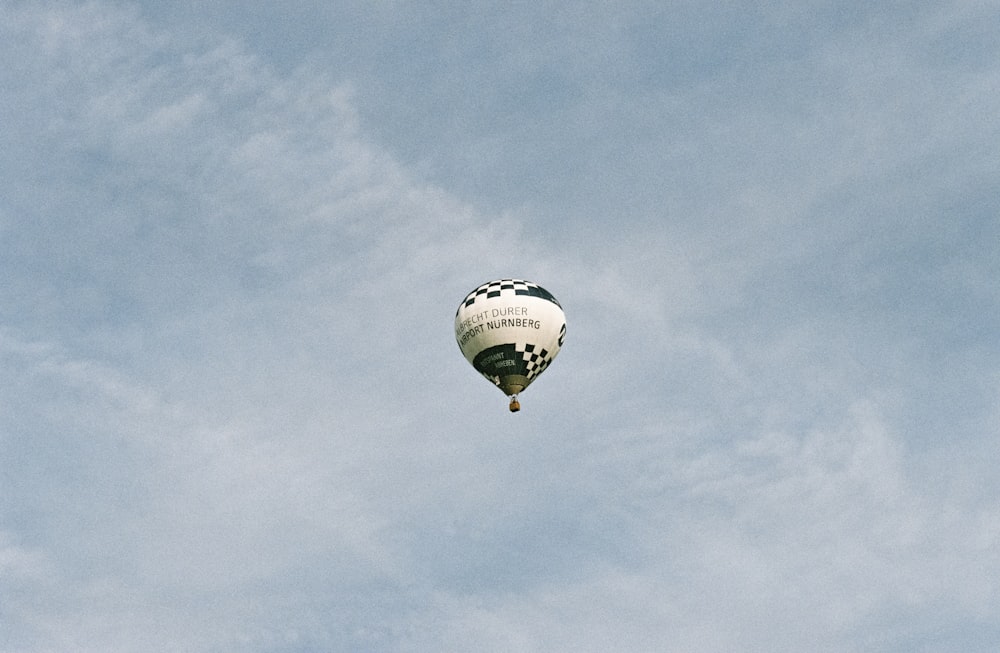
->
<box><xmin>3</xmin><ymin>2</ymin><xmax>1000</xmax><ymax>652</ymax></box>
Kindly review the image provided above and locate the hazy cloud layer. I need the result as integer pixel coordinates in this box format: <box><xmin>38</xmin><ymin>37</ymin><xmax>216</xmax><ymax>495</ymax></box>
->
<box><xmin>3</xmin><ymin>2</ymin><xmax>999</xmax><ymax>651</ymax></box>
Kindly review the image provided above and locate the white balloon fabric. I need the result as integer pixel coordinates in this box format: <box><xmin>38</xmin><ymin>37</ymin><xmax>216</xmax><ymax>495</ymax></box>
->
<box><xmin>455</xmin><ymin>279</ymin><xmax>566</xmax><ymax>409</ymax></box>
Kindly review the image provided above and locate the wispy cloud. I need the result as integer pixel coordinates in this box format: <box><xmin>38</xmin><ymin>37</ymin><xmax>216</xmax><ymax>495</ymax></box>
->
<box><xmin>3</xmin><ymin>2</ymin><xmax>999</xmax><ymax>651</ymax></box>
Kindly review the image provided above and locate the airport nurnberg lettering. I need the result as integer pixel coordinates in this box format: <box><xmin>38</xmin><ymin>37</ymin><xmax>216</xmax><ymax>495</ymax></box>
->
<box><xmin>457</xmin><ymin>306</ymin><xmax>540</xmax><ymax>346</ymax></box>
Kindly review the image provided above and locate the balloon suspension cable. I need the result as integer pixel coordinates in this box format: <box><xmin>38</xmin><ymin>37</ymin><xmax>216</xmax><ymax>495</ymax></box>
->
<box><xmin>508</xmin><ymin>395</ymin><xmax>521</xmax><ymax>413</ymax></box>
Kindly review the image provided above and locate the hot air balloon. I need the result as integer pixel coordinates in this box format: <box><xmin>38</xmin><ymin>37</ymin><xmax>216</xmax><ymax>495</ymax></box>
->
<box><xmin>455</xmin><ymin>279</ymin><xmax>566</xmax><ymax>412</ymax></box>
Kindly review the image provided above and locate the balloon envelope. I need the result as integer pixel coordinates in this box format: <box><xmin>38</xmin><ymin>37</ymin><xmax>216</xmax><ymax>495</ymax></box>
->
<box><xmin>455</xmin><ymin>279</ymin><xmax>566</xmax><ymax>398</ymax></box>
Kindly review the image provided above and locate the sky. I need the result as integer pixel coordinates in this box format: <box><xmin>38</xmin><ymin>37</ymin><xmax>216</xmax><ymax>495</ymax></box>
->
<box><xmin>2</xmin><ymin>1</ymin><xmax>999</xmax><ymax>651</ymax></box>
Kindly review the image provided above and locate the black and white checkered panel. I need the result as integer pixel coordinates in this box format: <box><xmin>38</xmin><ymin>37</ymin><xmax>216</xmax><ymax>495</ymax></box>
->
<box><xmin>517</xmin><ymin>343</ymin><xmax>554</xmax><ymax>382</ymax></box>
<box><xmin>458</xmin><ymin>279</ymin><xmax>561</xmax><ymax>315</ymax></box>
<box><xmin>480</xmin><ymin>371</ymin><xmax>501</xmax><ymax>387</ymax></box>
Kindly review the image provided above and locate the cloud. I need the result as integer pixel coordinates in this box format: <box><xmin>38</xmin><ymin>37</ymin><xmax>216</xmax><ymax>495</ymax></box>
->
<box><xmin>3</xmin><ymin>2</ymin><xmax>1000</xmax><ymax>652</ymax></box>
